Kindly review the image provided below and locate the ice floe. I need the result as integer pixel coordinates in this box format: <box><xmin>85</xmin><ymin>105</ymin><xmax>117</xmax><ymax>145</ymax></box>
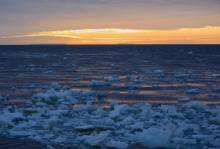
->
<box><xmin>0</xmin><ymin>88</ymin><xmax>220</xmax><ymax>149</ymax></box>
<box><xmin>178</xmin><ymin>97</ymin><xmax>190</xmax><ymax>102</ymax></box>
<box><xmin>186</xmin><ymin>88</ymin><xmax>200</xmax><ymax>93</ymax></box>
<box><xmin>90</xmin><ymin>80</ymin><xmax>111</xmax><ymax>86</ymax></box>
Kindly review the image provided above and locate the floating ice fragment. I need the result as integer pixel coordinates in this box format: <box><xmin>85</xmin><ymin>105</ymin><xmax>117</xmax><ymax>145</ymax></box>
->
<box><xmin>137</xmin><ymin>127</ymin><xmax>172</xmax><ymax>148</ymax></box>
<box><xmin>213</xmin><ymin>88</ymin><xmax>220</xmax><ymax>92</ymax></box>
<box><xmin>210</xmin><ymin>114</ymin><xmax>220</xmax><ymax>125</ymax></box>
<box><xmin>47</xmin><ymin>145</ymin><xmax>55</xmax><ymax>149</ymax></box>
<box><xmin>5</xmin><ymin>95</ymin><xmax>9</xmax><ymax>101</ymax></box>
<box><xmin>126</xmin><ymin>74</ymin><xmax>131</xmax><ymax>80</ymax></box>
<box><xmin>84</xmin><ymin>131</ymin><xmax>109</xmax><ymax>146</ymax></box>
<box><xmin>110</xmin><ymin>101</ymin><xmax>118</xmax><ymax>108</ymax></box>
<box><xmin>186</xmin><ymin>88</ymin><xmax>199</xmax><ymax>93</ymax></box>
<box><xmin>0</xmin><ymin>95</ymin><xmax>4</xmax><ymax>101</ymax></box>
<box><xmin>154</xmin><ymin>70</ymin><xmax>163</xmax><ymax>73</ymax></box>
<box><xmin>73</xmin><ymin>78</ymin><xmax>80</xmax><ymax>81</ymax></box>
<box><xmin>9</xmin><ymin>130</ymin><xmax>36</xmax><ymax>137</ymax></box>
<box><xmin>167</xmin><ymin>113</ymin><xmax>185</xmax><ymax>119</ymax></box>
<box><xmin>181</xmin><ymin>102</ymin><xmax>210</xmax><ymax>112</ymax></box>
<box><xmin>49</xmin><ymin>109</ymin><xmax>68</xmax><ymax>116</ymax></box>
<box><xmin>174</xmin><ymin>74</ymin><xmax>185</xmax><ymax>78</ymax></box>
<box><xmin>26</xmin><ymin>101</ymin><xmax>33</xmax><ymax>107</ymax></box>
<box><xmin>17</xmin><ymin>74</ymin><xmax>24</xmax><ymax>77</ymax></box>
<box><xmin>50</xmin><ymin>83</ymin><xmax>61</xmax><ymax>90</ymax></box>
<box><xmin>172</xmin><ymin>138</ymin><xmax>196</xmax><ymax>145</ymax></box>
<box><xmin>134</xmin><ymin>79</ymin><xmax>144</xmax><ymax>83</ymax></box>
<box><xmin>144</xmin><ymin>70</ymin><xmax>152</xmax><ymax>74</ymax></box>
<box><xmin>161</xmin><ymin>105</ymin><xmax>177</xmax><ymax>113</ymax></box>
<box><xmin>121</xmin><ymin>116</ymin><xmax>135</xmax><ymax>125</ymax></box>
<box><xmin>207</xmin><ymin>82</ymin><xmax>215</xmax><ymax>85</ymax></box>
<box><xmin>106</xmin><ymin>140</ymin><xmax>129</xmax><ymax>148</ymax></box>
<box><xmin>29</xmin><ymin>84</ymin><xmax>36</xmax><ymax>89</ymax></box>
<box><xmin>207</xmin><ymin>94</ymin><xmax>219</xmax><ymax>98</ymax></box>
<box><xmin>43</xmin><ymin>116</ymin><xmax>59</xmax><ymax>130</ymax></box>
<box><xmin>112</xmin><ymin>74</ymin><xmax>121</xmax><ymax>78</ymax></box>
<box><xmin>91</xmin><ymin>107</ymin><xmax>108</xmax><ymax>117</ymax></box>
<box><xmin>105</xmin><ymin>77</ymin><xmax>120</xmax><ymax>81</ymax></box>
<box><xmin>90</xmin><ymin>80</ymin><xmax>111</xmax><ymax>86</ymax></box>
<box><xmin>131</xmin><ymin>122</ymin><xmax>144</xmax><ymax>130</ymax></box>
<box><xmin>111</xmin><ymin>63</ymin><xmax>115</xmax><ymax>67</ymax></box>
<box><xmin>41</xmin><ymin>85</ymin><xmax>49</xmax><ymax>89</ymax></box>
<box><xmin>127</xmin><ymin>90</ymin><xmax>139</xmax><ymax>93</ymax></box>
<box><xmin>84</xmin><ymin>101</ymin><xmax>96</xmax><ymax>111</ymax></box>
<box><xmin>62</xmin><ymin>86</ymin><xmax>70</xmax><ymax>90</ymax></box>
<box><xmin>9</xmin><ymin>87</ymin><xmax>16</xmax><ymax>91</ymax></box>
<box><xmin>35</xmin><ymin>102</ymin><xmax>47</xmax><ymax>107</ymax></box>
<box><xmin>42</xmin><ymin>71</ymin><xmax>53</xmax><ymax>74</ymax></box>
<box><xmin>178</xmin><ymin>97</ymin><xmax>190</xmax><ymax>102</ymax></box>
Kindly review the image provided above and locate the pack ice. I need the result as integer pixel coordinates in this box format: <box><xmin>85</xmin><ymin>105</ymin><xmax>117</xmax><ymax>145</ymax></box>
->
<box><xmin>1</xmin><ymin>88</ymin><xmax>220</xmax><ymax>149</ymax></box>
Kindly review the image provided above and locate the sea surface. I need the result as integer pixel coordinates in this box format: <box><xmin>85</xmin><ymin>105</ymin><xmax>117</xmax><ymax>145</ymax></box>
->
<box><xmin>0</xmin><ymin>44</ymin><xmax>220</xmax><ymax>148</ymax></box>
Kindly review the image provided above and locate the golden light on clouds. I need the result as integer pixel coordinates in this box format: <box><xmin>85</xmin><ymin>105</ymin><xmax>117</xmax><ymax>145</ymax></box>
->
<box><xmin>1</xmin><ymin>27</ymin><xmax>220</xmax><ymax>44</ymax></box>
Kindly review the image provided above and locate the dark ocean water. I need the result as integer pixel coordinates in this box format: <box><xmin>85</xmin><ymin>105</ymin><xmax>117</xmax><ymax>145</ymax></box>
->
<box><xmin>0</xmin><ymin>45</ymin><xmax>220</xmax><ymax>148</ymax></box>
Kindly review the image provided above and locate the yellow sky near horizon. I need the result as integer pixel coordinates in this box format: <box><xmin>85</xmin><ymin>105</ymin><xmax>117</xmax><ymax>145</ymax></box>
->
<box><xmin>1</xmin><ymin>26</ymin><xmax>220</xmax><ymax>44</ymax></box>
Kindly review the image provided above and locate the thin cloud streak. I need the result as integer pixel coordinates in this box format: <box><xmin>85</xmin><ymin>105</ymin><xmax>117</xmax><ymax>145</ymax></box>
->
<box><xmin>1</xmin><ymin>29</ymin><xmax>151</xmax><ymax>39</ymax></box>
<box><xmin>1</xmin><ymin>26</ymin><xmax>220</xmax><ymax>44</ymax></box>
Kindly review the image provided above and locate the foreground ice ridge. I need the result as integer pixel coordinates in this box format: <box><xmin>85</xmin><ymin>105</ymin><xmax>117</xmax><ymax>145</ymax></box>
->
<box><xmin>0</xmin><ymin>89</ymin><xmax>220</xmax><ymax>148</ymax></box>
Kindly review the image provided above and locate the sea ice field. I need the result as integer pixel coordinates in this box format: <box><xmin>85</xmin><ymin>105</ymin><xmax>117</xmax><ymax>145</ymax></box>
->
<box><xmin>0</xmin><ymin>45</ymin><xmax>220</xmax><ymax>149</ymax></box>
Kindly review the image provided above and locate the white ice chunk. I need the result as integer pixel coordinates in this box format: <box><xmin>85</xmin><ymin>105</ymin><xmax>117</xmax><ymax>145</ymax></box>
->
<box><xmin>154</xmin><ymin>70</ymin><xmax>163</xmax><ymax>73</ymax></box>
<box><xmin>181</xmin><ymin>102</ymin><xmax>210</xmax><ymax>112</ymax></box>
<box><xmin>121</xmin><ymin>116</ymin><xmax>135</xmax><ymax>125</ymax></box>
<box><xmin>43</xmin><ymin>116</ymin><xmax>59</xmax><ymax>130</ymax></box>
<box><xmin>35</xmin><ymin>102</ymin><xmax>47</xmax><ymax>107</ymax></box>
<box><xmin>178</xmin><ymin>97</ymin><xmax>190</xmax><ymax>102</ymax></box>
<box><xmin>131</xmin><ymin>122</ymin><xmax>144</xmax><ymax>130</ymax></box>
<box><xmin>47</xmin><ymin>145</ymin><xmax>55</xmax><ymax>149</ymax></box>
<box><xmin>50</xmin><ymin>83</ymin><xmax>61</xmax><ymax>90</ymax></box>
<box><xmin>173</xmin><ymin>138</ymin><xmax>196</xmax><ymax>145</ymax></box>
<box><xmin>42</xmin><ymin>71</ymin><xmax>53</xmax><ymax>74</ymax></box>
<box><xmin>84</xmin><ymin>101</ymin><xmax>96</xmax><ymax>111</ymax></box>
<box><xmin>90</xmin><ymin>80</ymin><xmax>111</xmax><ymax>86</ymax></box>
<box><xmin>84</xmin><ymin>131</ymin><xmax>109</xmax><ymax>146</ymax></box>
<box><xmin>210</xmin><ymin>114</ymin><xmax>220</xmax><ymax>125</ymax></box>
<box><xmin>29</xmin><ymin>84</ymin><xmax>36</xmax><ymax>89</ymax></box>
<box><xmin>161</xmin><ymin>105</ymin><xmax>177</xmax><ymax>113</ymax></box>
<box><xmin>186</xmin><ymin>88</ymin><xmax>199</xmax><ymax>93</ymax></box>
<box><xmin>137</xmin><ymin>127</ymin><xmax>172</xmax><ymax>148</ymax></box>
<box><xmin>106</xmin><ymin>140</ymin><xmax>129</xmax><ymax>148</ymax></box>
<box><xmin>110</xmin><ymin>101</ymin><xmax>118</xmax><ymax>108</ymax></box>
<box><xmin>92</xmin><ymin>107</ymin><xmax>108</xmax><ymax>117</ymax></box>
<box><xmin>208</xmin><ymin>94</ymin><xmax>219</xmax><ymax>98</ymax></box>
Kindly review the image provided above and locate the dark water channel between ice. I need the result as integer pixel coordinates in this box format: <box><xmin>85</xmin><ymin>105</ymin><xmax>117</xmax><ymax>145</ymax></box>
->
<box><xmin>0</xmin><ymin>45</ymin><xmax>220</xmax><ymax>148</ymax></box>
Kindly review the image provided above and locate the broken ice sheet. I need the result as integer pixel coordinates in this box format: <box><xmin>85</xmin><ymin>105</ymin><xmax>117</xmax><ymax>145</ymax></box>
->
<box><xmin>0</xmin><ymin>88</ymin><xmax>220</xmax><ymax>148</ymax></box>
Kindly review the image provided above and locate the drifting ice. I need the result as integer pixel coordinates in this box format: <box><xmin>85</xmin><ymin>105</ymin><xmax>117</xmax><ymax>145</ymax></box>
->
<box><xmin>0</xmin><ymin>88</ymin><xmax>220</xmax><ymax>149</ymax></box>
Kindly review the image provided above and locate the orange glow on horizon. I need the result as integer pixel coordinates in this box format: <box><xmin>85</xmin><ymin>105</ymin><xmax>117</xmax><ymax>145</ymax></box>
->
<box><xmin>1</xmin><ymin>26</ymin><xmax>220</xmax><ymax>44</ymax></box>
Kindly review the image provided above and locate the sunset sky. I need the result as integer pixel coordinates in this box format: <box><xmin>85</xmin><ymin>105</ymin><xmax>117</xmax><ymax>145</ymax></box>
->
<box><xmin>0</xmin><ymin>0</ymin><xmax>220</xmax><ymax>44</ymax></box>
